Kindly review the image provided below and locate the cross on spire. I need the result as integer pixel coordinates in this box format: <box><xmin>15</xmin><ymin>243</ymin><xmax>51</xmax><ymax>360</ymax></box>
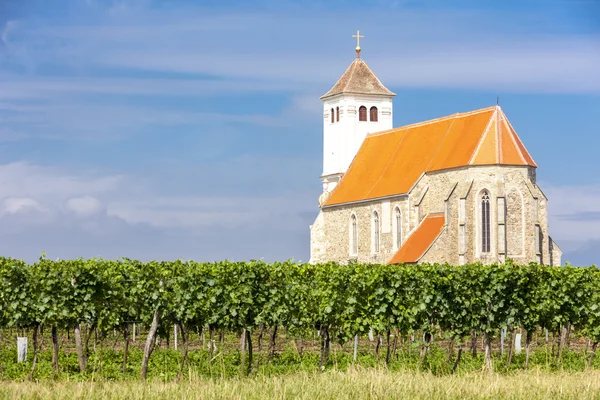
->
<box><xmin>352</xmin><ymin>30</ymin><xmax>364</xmax><ymax>58</ymax></box>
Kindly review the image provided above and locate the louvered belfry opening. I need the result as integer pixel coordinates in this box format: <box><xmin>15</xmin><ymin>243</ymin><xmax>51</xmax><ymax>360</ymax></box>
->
<box><xmin>359</xmin><ymin>106</ymin><xmax>367</xmax><ymax>121</ymax></box>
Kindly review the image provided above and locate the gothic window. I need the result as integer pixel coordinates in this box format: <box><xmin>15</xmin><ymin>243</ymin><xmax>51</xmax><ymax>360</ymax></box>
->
<box><xmin>330</xmin><ymin>108</ymin><xmax>334</xmax><ymax>123</ymax></box>
<box><xmin>372</xmin><ymin>211</ymin><xmax>380</xmax><ymax>253</ymax></box>
<box><xmin>481</xmin><ymin>191</ymin><xmax>491</xmax><ymax>253</ymax></box>
<box><xmin>359</xmin><ymin>106</ymin><xmax>367</xmax><ymax>121</ymax></box>
<box><xmin>395</xmin><ymin>207</ymin><xmax>402</xmax><ymax>249</ymax></box>
<box><xmin>336</xmin><ymin>106</ymin><xmax>340</xmax><ymax>122</ymax></box>
<box><xmin>350</xmin><ymin>215</ymin><xmax>358</xmax><ymax>256</ymax></box>
<box><xmin>370</xmin><ymin>106</ymin><xmax>378</xmax><ymax>122</ymax></box>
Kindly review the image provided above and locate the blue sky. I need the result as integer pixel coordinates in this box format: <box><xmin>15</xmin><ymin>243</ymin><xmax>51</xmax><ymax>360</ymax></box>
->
<box><xmin>0</xmin><ymin>0</ymin><xmax>599</xmax><ymax>265</ymax></box>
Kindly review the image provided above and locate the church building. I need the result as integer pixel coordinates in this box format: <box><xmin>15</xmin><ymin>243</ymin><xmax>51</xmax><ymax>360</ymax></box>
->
<box><xmin>309</xmin><ymin>33</ymin><xmax>562</xmax><ymax>266</ymax></box>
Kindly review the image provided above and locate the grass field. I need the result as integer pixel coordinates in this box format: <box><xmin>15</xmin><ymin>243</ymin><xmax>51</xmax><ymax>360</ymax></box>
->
<box><xmin>1</xmin><ymin>367</ymin><xmax>600</xmax><ymax>399</ymax></box>
<box><xmin>2</xmin><ymin>328</ymin><xmax>600</xmax><ymax>399</ymax></box>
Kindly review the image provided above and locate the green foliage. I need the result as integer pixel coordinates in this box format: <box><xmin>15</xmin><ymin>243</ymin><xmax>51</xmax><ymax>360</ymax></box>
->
<box><xmin>1</xmin><ymin>257</ymin><xmax>600</xmax><ymax>378</ymax></box>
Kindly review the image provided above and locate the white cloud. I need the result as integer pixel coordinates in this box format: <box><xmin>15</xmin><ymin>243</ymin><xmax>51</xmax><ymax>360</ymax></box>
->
<box><xmin>107</xmin><ymin>194</ymin><xmax>314</xmax><ymax>229</ymax></box>
<box><xmin>2</xmin><ymin>7</ymin><xmax>599</xmax><ymax>97</ymax></box>
<box><xmin>0</xmin><ymin>197</ymin><xmax>45</xmax><ymax>215</ymax></box>
<box><xmin>542</xmin><ymin>182</ymin><xmax>600</xmax><ymax>243</ymax></box>
<box><xmin>66</xmin><ymin>195</ymin><xmax>104</xmax><ymax>216</ymax></box>
<box><xmin>0</xmin><ymin>162</ymin><xmax>123</xmax><ymax>198</ymax></box>
<box><xmin>0</xmin><ymin>161</ymin><xmax>317</xmax><ymax>262</ymax></box>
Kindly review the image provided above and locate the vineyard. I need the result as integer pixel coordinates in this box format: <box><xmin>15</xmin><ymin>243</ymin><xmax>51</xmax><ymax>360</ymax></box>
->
<box><xmin>0</xmin><ymin>256</ymin><xmax>600</xmax><ymax>382</ymax></box>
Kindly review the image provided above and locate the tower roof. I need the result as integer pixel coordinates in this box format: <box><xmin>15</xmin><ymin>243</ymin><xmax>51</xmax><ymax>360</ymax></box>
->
<box><xmin>322</xmin><ymin>105</ymin><xmax>537</xmax><ymax>207</ymax></box>
<box><xmin>320</xmin><ymin>59</ymin><xmax>396</xmax><ymax>100</ymax></box>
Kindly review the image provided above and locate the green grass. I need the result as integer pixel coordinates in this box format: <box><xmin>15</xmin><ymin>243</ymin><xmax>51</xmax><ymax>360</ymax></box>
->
<box><xmin>1</xmin><ymin>367</ymin><xmax>600</xmax><ymax>399</ymax></box>
<box><xmin>1</xmin><ymin>337</ymin><xmax>600</xmax><ymax>399</ymax></box>
<box><xmin>1</xmin><ymin>342</ymin><xmax>599</xmax><ymax>382</ymax></box>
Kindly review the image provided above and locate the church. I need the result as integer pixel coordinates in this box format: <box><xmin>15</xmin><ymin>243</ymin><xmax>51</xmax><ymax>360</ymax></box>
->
<box><xmin>309</xmin><ymin>32</ymin><xmax>562</xmax><ymax>266</ymax></box>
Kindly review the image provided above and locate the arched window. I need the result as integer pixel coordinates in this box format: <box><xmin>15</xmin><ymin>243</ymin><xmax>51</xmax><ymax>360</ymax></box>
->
<box><xmin>370</xmin><ymin>106</ymin><xmax>378</xmax><ymax>122</ymax></box>
<box><xmin>481</xmin><ymin>191</ymin><xmax>491</xmax><ymax>253</ymax></box>
<box><xmin>372</xmin><ymin>211</ymin><xmax>380</xmax><ymax>253</ymax></box>
<box><xmin>331</xmin><ymin>108</ymin><xmax>334</xmax><ymax>123</ymax></box>
<box><xmin>395</xmin><ymin>207</ymin><xmax>402</xmax><ymax>249</ymax></box>
<box><xmin>336</xmin><ymin>106</ymin><xmax>340</xmax><ymax>122</ymax></box>
<box><xmin>359</xmin><ymin>106</ymin><xmax>367</xmax><ymax>121</ymax></box>
<box><xmin>350</xmin><ymin>215</ymin><xmax>358</xmax><ymax>256</ymax></box>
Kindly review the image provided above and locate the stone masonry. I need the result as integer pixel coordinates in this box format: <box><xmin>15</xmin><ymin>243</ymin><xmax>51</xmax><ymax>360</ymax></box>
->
<box><xmin>309</xmin><ymin>165</ymin><xmax>562</xmax><ymax>266</ymax></box>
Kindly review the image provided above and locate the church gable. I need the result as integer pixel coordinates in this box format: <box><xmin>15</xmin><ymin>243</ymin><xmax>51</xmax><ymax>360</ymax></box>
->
<box><xmin>323</xmin><ymin>106</ymin><xmax>537</xmax><ymax>208</ymax></box>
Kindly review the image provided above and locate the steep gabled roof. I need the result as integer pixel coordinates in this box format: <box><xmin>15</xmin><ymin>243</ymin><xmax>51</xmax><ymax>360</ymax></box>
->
<box><xmin>388</xmin><ymin>213</ymin><xmax>445</xmax><ymax>264</ymax></box>
<box><xmin>323</xmin><ymin>106</ymin><xmax>536</xmax><ymax>207</ymax></box>
<box><xmin>320</xmin><ymin>59</ymin><xmax>396</xmax><ymax>99</ymax></box>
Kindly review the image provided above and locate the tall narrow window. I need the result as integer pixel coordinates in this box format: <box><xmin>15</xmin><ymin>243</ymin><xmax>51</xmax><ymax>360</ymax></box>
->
<box><xmin>370</xmin><ymin>106</ymin><xmax>378</xmax><ymax>122</ymax></box>
<box><xmin>336</xmin><ymin>106</ymin><xmax>340</xmax><ymax>122</ymax></box>
<box><xmin>395</xmin><ymin>207</ymin><xmax>402</xmax><ymax>249</ymax></box>
<box><xmin>351</xmin><ymin>215</ymin><xmax>358</xmax><ymax>256</ymax></box>
<box><xmin>359</xmin><ymin>106</ymin><xmax>367</xmax><ymax>121</ymax></box>
<box><xmin>372</xmin><ymin>211</ymin><xmax>380</xmax><ymax>253</ymax></box>
<box><xmin>481</xmin><ymin>191</ymin><xmax>491</xmax><ymax>253</ymax></box>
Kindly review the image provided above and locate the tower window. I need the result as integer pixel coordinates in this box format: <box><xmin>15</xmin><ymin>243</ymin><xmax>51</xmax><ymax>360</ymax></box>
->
<box><xmin>359</xmin><ymin>106</ymin><xmax>367</xmax><ymax>121</ymax></box>
<box><xmin>336</xmin><ymin>106</ymin><xmax>340</xmax><ymax>122</ymax></box>
<box><xmin>370</xmin><ymin>106</ymin><xmax>378</xmax><ymax>122</ymax></box>
<box><xmin>481</xmin><ymin>191</ymin><xmax>491</xmax><ymax>253</ymax></box>
<box><xmin>331</xmin><ymin>108</ymin><xmax>334</xmax><ymax>124</ymax></box>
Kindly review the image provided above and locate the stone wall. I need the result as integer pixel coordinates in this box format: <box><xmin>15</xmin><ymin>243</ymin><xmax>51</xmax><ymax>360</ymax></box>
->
<box><xmin>309</xmin><ymin>165</ymin><xmax>561</xmax><ymax>266</ymax></box>
<box><xmin>506</xmin><ymin>187</ymin><xmax>525</xmax><ymax>258</ymax></box>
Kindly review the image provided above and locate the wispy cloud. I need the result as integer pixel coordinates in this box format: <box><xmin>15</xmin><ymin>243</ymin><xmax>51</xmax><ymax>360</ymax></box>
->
<box><xmin>2</xmin><ymin>5</ymin><xmax>599</xmax><ymax>95</ymax></box>
<box><xmin>543</xmin><ymin>182</ymin><xmax>600</xmax><ymax>243</ymax></box>
<box><xmin>0</xmin><ymin>160</ymin><xmax>317</xmax><ymax>262</ymax></box>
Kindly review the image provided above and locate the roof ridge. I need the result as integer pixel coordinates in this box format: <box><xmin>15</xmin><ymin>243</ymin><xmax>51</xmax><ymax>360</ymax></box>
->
<box><xmin>495</xmin><ymin>107</ymin><xmax>500</xmax><ymax>163</ymax></box>
<box><xmin>321</xmin><ymin>61</ymin><xmax>356</xmax><ymax>99</ymax></box>
<box><xmin>367</xmin><ymin>106</ymin><xmax>497</xmax><ymax>138</ymax></box>
<box><xmin>340</xmin><ymin>59</ymin><xmax>358</xmax><ymax>92</ymax></box>
<box><xmin>360</xmin><ymin>59</ymin><xmax>394</xmax><ymax>94</ymax></box>
<box><xmin>501</xmin><ymin>109</ymin><xmax>538</xmax><ymax>167</ymax></box>
<box><xmin>467</xmin><ymin>109</ymin><xmax>496</xmax><ymax>165</ymax></box>
<box><xmin>502</xmin><ymin>117</ymin><xmax>527</xmax><ymax>165</ymax></box>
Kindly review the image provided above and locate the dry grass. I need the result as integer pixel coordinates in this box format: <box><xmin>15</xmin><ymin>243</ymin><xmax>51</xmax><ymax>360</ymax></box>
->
<box><xmin>2</xmin><ymin>367</ymin><xmax>600</xmax><ymax>399</ymax></box>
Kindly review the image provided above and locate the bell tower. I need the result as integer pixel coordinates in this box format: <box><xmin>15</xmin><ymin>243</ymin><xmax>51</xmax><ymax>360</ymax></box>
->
<box><xmin>319</xmin><ymin>31</ymin><xmax>396</xmax><ymax>200</ymax></box>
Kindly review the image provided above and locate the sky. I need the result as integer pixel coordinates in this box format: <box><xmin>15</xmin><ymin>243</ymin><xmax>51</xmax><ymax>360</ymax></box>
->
<box><xmin>0</xmin><ymin>0</ymin><xmax>599</xmax><ymax>265</ymax></box>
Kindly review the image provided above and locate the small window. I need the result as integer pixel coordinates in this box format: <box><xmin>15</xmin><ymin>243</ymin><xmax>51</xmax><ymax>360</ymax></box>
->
<box><xmin>372</xmin><ymin>211</ymin><xmax>380</xmax><ymax>253</ymax></box>
<box><xmin>370</xmin><ymin>106</ymin><xmax>378</xmax><ymax>122</ymax></box>
<box><xmin>395</xmin><ymin>207</ymin><xmax>402</xmax><ymax>249</ymax></box>
<box><xmin>350</xmin><ymin>215</ymin><xmax>358</xmax><ymax>256</ymax></box>
<box><xmin>481</xmin><ymin>191</ymin><xmax>491</xmax><ymax>253</ymax></box>
<box><xmin>359</xmin><ymin>106</ymin><xmax>367</xmax><ymax>121</ymax></box>
<box><xmin>331</xmin><ymin>108</ymin><xmax>334</xmax><ymax>123</ymax></box>
<box><xmin>336</xmin><ymin>106</ymin><xmax>340</xmax><ymax>122</ymax></box>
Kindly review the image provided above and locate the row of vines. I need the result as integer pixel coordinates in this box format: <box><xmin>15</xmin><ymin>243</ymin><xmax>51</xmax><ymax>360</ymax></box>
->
<box><xmin>0</xmin><ymin>256</ymin><xmax>599</xmax><ymax>380</ymax></box>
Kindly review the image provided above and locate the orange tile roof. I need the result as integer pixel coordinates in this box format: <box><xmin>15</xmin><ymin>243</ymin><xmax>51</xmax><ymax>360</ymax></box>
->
<box><xmin>388</xmin><ymin>213</ymin><xmax>445</xmax><ymax>264</ymax></box>
<box><xmin>323</xmin><ymin>106</ymin><xmax>536</xmax><ymax>207</ymax></box>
